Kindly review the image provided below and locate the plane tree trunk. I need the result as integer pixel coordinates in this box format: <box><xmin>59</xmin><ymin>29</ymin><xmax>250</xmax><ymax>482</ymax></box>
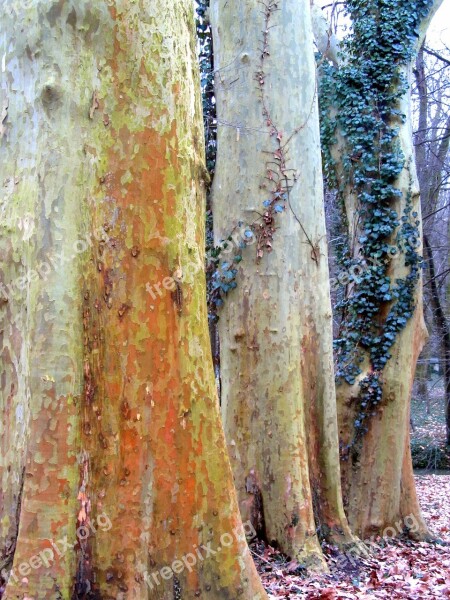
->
<box><xmin>315</xmin><ymin>0</ymin><xmax>443</xmax><ymax>539</ymax></box>
<box><xmin>0</xmin><ymin>2</ymin><xmax>267</xmax><ymax>599</ymax></box>
<box><xmin>210</xmin><ymin>0</ymin><xmax>355</xmax><ymax>569</ymax></box>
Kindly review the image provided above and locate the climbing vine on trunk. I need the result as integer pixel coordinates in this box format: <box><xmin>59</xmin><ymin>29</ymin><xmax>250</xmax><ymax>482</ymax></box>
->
<box><xmin>319</xmin><ymin>0</ymin><xmax>432</xmax><ymax>457</ymax></box>
<box><xmin>204</xmin><ymin>0</ymin><xmax>317</xmax><ymax>317</ymax></box>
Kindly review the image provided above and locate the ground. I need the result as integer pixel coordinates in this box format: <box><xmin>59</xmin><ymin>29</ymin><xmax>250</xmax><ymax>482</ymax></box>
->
<box><xmin>254</xmin><ymin>377</ymin><xmax>450</xmax><ymax>598</ymax></box>
<box><xmin>254</xmin><ymin>476</ymin><xmax>450</xmax><ymax>598</ymax></box>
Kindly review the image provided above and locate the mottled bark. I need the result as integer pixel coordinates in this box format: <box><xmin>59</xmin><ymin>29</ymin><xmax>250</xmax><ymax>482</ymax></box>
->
<box><xmin>0</xmin><ymin>2</ymin><xmax>266</xmax><ymax>599</ymax></box>
<box><xmin>333</xmin><ymin>64</ymin><xmax>430</xmax><ymax>539</ymax></box>
<box><xmin>313</xmin><ymin>0</ymin><xmax>443</xmax><ymax>541</ymax></box>
<box><xmin>211</xmin><ymin>0</ymin><xmax>354</xmax><ymax>569</ymax></box>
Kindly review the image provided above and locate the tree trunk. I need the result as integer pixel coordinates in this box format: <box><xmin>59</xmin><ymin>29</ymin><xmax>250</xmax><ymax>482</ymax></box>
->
<box><xmin>211</xmin><ymin>0</ymin><xmax>354</xmax><ymax>569</ymax></box>
<box><xmin>0</xmin><ymin>2</ymin><xmax>267</xmax><ymax>599</ymax></box>
<box><xmin>336</xmin><ymin>72</ymin><xmax>430</xmax><ymax>538</ymax></box>
<box><xmin>415</xmin><ymin>345</ymin><xmax>430</xmax><ymax>416</ymax></box>
<box><xmin>424</xmin><ymin>236</ymin><xmax>450</xmax><ymax>445</ymax></box>
<box><xmin>316</xmin><ymin>0</ymin><xmax>443</xmax><ymax>539</ymax></box>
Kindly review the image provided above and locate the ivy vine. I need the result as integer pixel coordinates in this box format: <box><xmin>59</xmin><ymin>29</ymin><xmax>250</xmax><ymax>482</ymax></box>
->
<box><xmin>197</xmin><ymin>0</ymin><xmax>318</xmax><ymax>320</ymax></box>
<box><xmin>319</xmin><ymin>0</ymin><xmax>431</xmax><ymax>458</ymax></box>
<box><xmin>196</xmin><ymin>0</ymin><xmax>287</xmax><ymax>317</ymax></box>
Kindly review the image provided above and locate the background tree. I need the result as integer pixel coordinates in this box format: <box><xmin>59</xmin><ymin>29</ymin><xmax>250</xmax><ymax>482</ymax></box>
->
<box><xmin>210</xmin><ymin>0</ymin><xmax>355</xmax><ymax>569</ymax></box>
<box><xmin>0</xmin><ymin>2</ymin><xmax>267</xmax><ymax>599</ymax></box>
<box><xmin>413</xmin><ymin>42</ymin><xmax>450</xmax><ymax>446</ymax></box>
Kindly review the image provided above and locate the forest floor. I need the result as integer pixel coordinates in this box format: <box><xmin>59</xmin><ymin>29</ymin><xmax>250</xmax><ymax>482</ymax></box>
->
<box><xmin>255</xmin><ymin>474</ymin><xmax>450</xmax><ymax>598</ymax></box>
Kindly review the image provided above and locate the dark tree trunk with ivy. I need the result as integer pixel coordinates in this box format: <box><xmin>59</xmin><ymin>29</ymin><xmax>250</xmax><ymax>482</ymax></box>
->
<box><xmin>196</xmin><ymin>0</ymin><xmax>221</xmax><ymax>387</ymax></box>
<box><xmin>317</xmin><ymin>0</ymin><xmax>443</xmax><ymax>539</ymax></box>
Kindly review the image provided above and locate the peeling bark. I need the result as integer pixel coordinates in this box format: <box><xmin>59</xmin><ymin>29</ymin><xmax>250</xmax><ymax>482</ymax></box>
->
<box><xmin>333</xmin><ymin>68</ymin><xmax>431</xmax><ymax>539</ymax></box>
<box><xmin>314</xmin><ymin>0</ymin><xmax>443</xmax><ymax>542</ymax></box>
<box><xmin>211</xmin><ymin>0</ymin><xmax>355</xmax><ymax>569</ymax></box>
<box><xmin>332</xmin><ymin>67</ymin><xmax>430</xmax><ymax>542</ymax></box>
<box><xmin>0</xmin><ymin>2</ymin><xmax>266</xmax><ymax>599</ymax></box>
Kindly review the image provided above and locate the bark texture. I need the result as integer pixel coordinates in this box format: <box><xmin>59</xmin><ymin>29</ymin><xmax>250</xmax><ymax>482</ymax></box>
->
<box><xmin>313</xmin><ymin>0</ymin><xmax>443</xmax><ymax>541</ymax></box>
<box><xmin>332</xmin><ymin>65</ymin><xmax>430</xmax><ymax>539</ymax></box>
<box><xmin>211</xmin><ymin>0</ymin><xmax>354</xmax><ymax>568</ymax></box>
<box><xmin>0</xmin><ymin>2</ymin><xmax>267</xmax><ymax>599</ymax></box>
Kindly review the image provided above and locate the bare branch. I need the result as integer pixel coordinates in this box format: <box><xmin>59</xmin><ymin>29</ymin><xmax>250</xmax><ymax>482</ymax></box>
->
<box><xmin>423</xmin><ymin>46</ymin><xmax>450</xmax><ymax>67</ymax></box>
<box><xmin>311</xmin><ymin>3</ymin><xmax>340</xmax><ymax>66</ymax></box>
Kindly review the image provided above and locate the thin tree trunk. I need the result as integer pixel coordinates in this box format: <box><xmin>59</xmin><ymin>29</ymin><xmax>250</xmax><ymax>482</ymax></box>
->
<box><xmin>424</xmin><ymin>236</ymin><xmax>450</xmax><ymax>445</ymax></box>
<box><xmin>0</xmin><ymin>2</ymin><xmax>267</xmax><ymax>599</ymax></box>
<box><xmin>211</xmin><ymin>0</ymin><xmax>355</xmax><ymax>569</ymax></box>
<box><xmin>416</xmin><ymin>346</ymin><xmax>430</xmax><ymax>416</ymax></box>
